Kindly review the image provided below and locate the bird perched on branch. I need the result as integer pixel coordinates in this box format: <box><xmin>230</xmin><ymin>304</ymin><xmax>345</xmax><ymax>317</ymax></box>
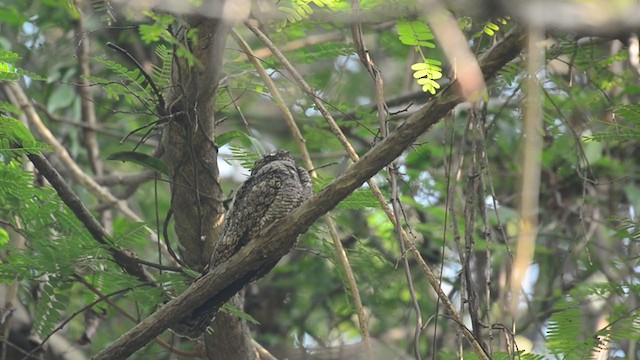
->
<box><xmin>172</xmin><ymin>150</ymin><xmax>312</xmax><ymax>339</ymax></box>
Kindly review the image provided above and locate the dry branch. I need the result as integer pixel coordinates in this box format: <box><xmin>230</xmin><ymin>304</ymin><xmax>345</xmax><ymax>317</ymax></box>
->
<box><xmin>93</xmin><ymin>26</ymin><xmax>525</xmax><ymax>360</ymax></box>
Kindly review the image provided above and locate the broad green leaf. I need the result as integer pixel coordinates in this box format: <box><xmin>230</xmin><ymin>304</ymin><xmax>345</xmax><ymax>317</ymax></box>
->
<box><xmin>396</xmin><ymin>21</ymin><xmax>435</xmax><ymax>48</ymax></box>
<box><xmin>107</xmin><ymin>151</ymin><xmax>169</xmax><ymax>176</ymax></box>
<box><xmin>216</xmin><ymin>130</ymin><xmax>265</xmax><ymax>155</ymax></box>
<box><xmin>47</xmin><ymin>85</ymin><xmax>75</xmax><ymax>112</ymax></box>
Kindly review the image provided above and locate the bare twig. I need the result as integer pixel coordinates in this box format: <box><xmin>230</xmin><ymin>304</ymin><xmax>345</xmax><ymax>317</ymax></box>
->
<box><xmin>243</xmin><ymin>32</ymin><xmax>344</xmax><ymax>60</ymax></box>
<box><xmin>93</xmin><ymin>171</ymin><xmax>155</xmax><ymax>186</ymax></box>
<box><xmin>33</xmin><ymin>103</ymin><xmax>159</xmax><ymax>148</ymax></box>
<box><xmin>349</xmin><ymin>1</ymin><xmax>413</xmax><ymax>357</ymax></box>
<box><xmin>464</xmin><ymin>107</ymin><xmax>484</xmax><ymax>347</ymax></box>
<box><xmin>22</xmin><ymin>286</ymin><xmax>134</xmax><ymax>360</ymax></box>
<box><xmin>106</xmin><ymin>42</ymin><xmax>167</xmax><ymax>115</ymax></box>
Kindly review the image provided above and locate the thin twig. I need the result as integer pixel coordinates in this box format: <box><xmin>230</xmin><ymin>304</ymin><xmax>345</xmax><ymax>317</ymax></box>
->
<box><xmin>73</xmin><ymin>274</ymin><xmax>200</xmax><ymax>358</ymax></box>
<box><xmin>22</xmin><ymin>286</ymin><xmax>134</xmax><ymax>360</ymax></box>
<box><xmin>232</xmin><ymin>28</ymin><xmax>372</xmax><ymax>354</ymax></box>
<box><xmin>162</xmin><ymin>209</ymin><xmax>188</xmax><ymax>268</ymax></box>
<box><xmin>464</xmin><ymin>106</ymin><xmax>484</xmax><ymax>348</ymax></box>
<box><xmin>33</xmin><ymin>102</ymin><xmax>159</xmax><ymax>147</ymax></box>
<box><xmin>73</xmin><ymin>6</ymin><xmax>104</xmax><ymax>177</ymax></box>
<box><xmin>476</xmin><ymin>102</ymin><xmax>494</xmax><ymax>356</ymax></box>
<box><xmin>349</xmin><ymin>2</ymin><xmax>416</xmax><ymax>358</ymax></box>
<box><xmin>106</xmin><ymin>42</ymin><xmax>167</xmax><ymax>115</ymax></box>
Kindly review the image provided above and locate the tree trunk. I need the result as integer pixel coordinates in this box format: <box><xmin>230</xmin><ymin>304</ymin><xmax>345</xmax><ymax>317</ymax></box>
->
<box><xmin>160</xmin><ymin>7</ymin><xmax>257</xmax><ymax>359</ymax></box>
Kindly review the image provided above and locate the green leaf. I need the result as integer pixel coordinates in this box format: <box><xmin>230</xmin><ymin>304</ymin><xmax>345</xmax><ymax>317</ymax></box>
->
<box><xmin>0</xmin><ymin>50</ymin><xmax>19</xmax><ymax>63</ymax></box>
<box><xmin>0</xmin><ymin>228</ymin><xmax>9</xmax><ymax>247</ymax></box>
<box><xmin>396</xmin><ymin>21</ymin><xmax>435</xmax><ymax>48</ymax></box>
<box><xmin>107</xmin><ymin>151</ymin><xmax>169</xmax><ymax>176</ymax></box>
<box><xmin>0</xmin><ymin>117</ymin><xmax>36</xmax><ymax>148</ymax></box>
<box><xmin>411</xmin><ymin>59</ymin><xmax>443</xmax><ymax>94</ymax></box>
<box><xmin>221</xmin><ymin>303</ymin><xmax>260</xmax><ymax>325</ymax></box>
<box><xmin>47</xmin><ymin>85</ymin><xmax>75</xmax><ymax>112</ymax></box>
<box><xmin>0</xmin><ymin>5</ymin><xmax>28</xmax><ymax>26</ymax></box>
<box><xmin>216</xmin><ymin>130</ymin><xmax>265</xmax><ymax>155</ymax></box>
<box><xmin>337</xmin><ymin>189</ymin><xmax>380</xmax><ymax>210</ymax></box>
<box><xmin>614</xmin><ymin>104</ymin><xmax>640</xmax><ymax>122</ymax></box>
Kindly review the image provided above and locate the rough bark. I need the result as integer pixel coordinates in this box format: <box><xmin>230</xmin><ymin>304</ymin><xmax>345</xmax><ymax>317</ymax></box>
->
<box><xmin>161</xmin><ymin>15</ymin><xmax>228</xmax><ymax>272</ymax></box>
<box><xmin>93</xmin><ymin>26</ymin><xmax>525</xmax><ymax>360</ymax></box>
<box><xmin>158</xmin><ymin>3</ymin><xmax>256</xmax><ymax>359</ymax></box>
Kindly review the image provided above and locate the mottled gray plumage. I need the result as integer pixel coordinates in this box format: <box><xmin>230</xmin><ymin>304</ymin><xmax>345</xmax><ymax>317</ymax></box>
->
<box><xmin>172</xmin><ymin>150</ymin><xmax>312</xmax><ymax>338</ymax></box>
<box><xmin>210</xmin><ymin>150</ymin><xmax>312</xmax><ymax>268</ymax></box>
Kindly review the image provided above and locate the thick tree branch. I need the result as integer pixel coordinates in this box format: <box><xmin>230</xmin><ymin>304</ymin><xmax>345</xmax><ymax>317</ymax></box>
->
<box><xmin>93</xmin><ymin>26</ymin><xmax>525</xmax><ymax>360</ymax></box>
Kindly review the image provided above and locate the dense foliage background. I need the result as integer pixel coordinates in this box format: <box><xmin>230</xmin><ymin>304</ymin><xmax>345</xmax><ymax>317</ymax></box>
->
<box><xmin>1</xmin><ymin>0</ymin><xmax>640</xmax><ymax>359</ymax></box>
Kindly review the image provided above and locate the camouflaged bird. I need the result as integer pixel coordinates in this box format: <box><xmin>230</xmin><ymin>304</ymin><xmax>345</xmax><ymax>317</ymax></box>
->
<box><xmin>172</xmin><ymin>150</ymin><xmax>312</xmax><ymax>338</ymax></box>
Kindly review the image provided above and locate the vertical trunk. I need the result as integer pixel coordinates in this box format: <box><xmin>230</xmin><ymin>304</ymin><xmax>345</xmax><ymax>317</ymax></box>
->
<box><xmin>160</xmin><ymin>5</ymin><xmax>256</xmax><ymax>358</ymax></box>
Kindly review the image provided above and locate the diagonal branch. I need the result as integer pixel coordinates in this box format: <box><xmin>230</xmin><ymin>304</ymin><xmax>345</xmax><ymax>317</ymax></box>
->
<box><xmin>26</xmin><ymin>153</ymin><xmax>156</xmax><ymax>284</ymax></box>
<box><xmin>93</xmin><ymin>25</ymin><xmax>525</xmax><ymax>360</ymax></box>
<box><xmin>3</xmin><ymin>82</ymin><xmax>145</xmax><ymax>223</ymax></box>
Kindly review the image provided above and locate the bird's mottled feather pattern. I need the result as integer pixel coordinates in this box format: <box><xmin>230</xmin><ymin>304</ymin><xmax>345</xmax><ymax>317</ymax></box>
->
<box><xmin>172</xmin><ymin>150</ymin><xmax>312</xmax><ymax>338</ymax></box>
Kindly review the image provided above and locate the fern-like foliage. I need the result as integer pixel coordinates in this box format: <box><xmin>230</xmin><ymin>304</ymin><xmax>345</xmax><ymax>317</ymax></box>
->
<box><xmin>395</xmin><ymin>21</ymin><xmax>444</xmax><ymax>95</ymax></box>
<box><xmin>546</xmin><ymin>297</ymin><xmax>599</xmax><ymax>359</ymax></box>
<box><xmin>276</xmin><ymin>0</ymin><xmax>342</xmax><ymax>30</ymax></box>
<box><xmin>34</xmin><ymin>280</ymin><xmax>71</xmax><ymax>336</ymax></box>
<box><xmin>90</xmin><ymin>0</ymin><xmax>115</xmax><ymax>25</ymax></box>
<box><xmin>584</xmin><ymin>104</ymin><xmax>640</xmax><ymax>143</ymax></box>
<box><xmin>152</xmin><ymin>44</ymin><xmax>173</xmax><ymax>90</ymax></box>
<box><xmin>229</xmin><ymin>144</ymin><xmax>261</xmax><ymax>170</ymax></box>
<box><xmin>474</xmin><ymin>17</ymin><xmax>510</xmax><ymax>38</ymax></box>
<box><xmin>313</xmin><ymin>176</ymin><xmax>382</xmax><ymax>210</ymax></box>
<box><xmin>496</xmin><ymin>60</ymin><xmax>523</xmax><ymax>87</ymax></box>
<box><xmin>0</xmin><ymin>116</ymin><xmax>49</xmax><ymax>158</ymax></box>
<box><xmin>0</xmin><ymin>155</ymin><xmax>169</xmax><ymax>337</ymax></box>
<box><xmin>0</xmin><ymin>49</ymin><xmax>46</xmax><ymax>81</ymax></box>
<box><xmin>90</xmin><ymin>57</ymin><xmax>156</xmax><ymax>107</ymax></box>
<box><xmin>138</xmin><ymin>11</ymin><xmax>197</xmax><ymax>66</ymax></box>
<box><xmin>0</xmin><ymin>50</ymin><xmax>19</xmax><ymax>81</ymax></box>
